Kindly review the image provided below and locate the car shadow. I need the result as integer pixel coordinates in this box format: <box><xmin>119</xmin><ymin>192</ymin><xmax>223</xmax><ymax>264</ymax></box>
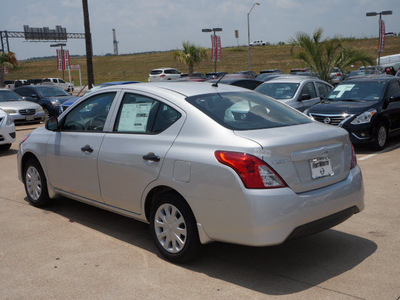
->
<box><xmin>33</xmin><ymin>196</ymin><xmax>377</xmax><ymax>296</ymax></box>
<box><xmin>355</xmin><ymin>134</ymin><xmax>400</xmax><ymax>155</ymax></box>
<box><xmin>0</xmin><ymin>148</ymin><xmax>18</xmax><ymax>157</ymax></box>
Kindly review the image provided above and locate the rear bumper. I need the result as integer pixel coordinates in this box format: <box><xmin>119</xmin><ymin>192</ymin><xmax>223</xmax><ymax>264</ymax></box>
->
<box><xmin>194</xmin><ymin>166</ymin><xmax>364</xmax><ymax>246</ymax></box>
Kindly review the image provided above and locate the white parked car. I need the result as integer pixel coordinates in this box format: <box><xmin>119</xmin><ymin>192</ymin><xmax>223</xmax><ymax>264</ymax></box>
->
<box><xmin>250</xmin><ymin>40</ymin><xmax>266</xmax><ymax>46</ymax></box>
<box><xmin>43</xmin><ymin>78</ymin><xmax>74</xmax><ymax>92</ymax></box>
<box><xmin>0</xmin><ymin>108</ymin><xmax>16</xmax><ymax>150</ymax></box>
<box><xmin>148</xmin><ymin>68</ymin><xmax>181</xmax><ymax>82</ymax></box>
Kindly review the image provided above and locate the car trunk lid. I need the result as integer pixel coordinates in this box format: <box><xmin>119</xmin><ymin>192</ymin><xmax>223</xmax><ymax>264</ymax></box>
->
<box><xmin>234</xmin><ymin>122</ymin><xmax>352</xmax><ymax>193</ymax></box>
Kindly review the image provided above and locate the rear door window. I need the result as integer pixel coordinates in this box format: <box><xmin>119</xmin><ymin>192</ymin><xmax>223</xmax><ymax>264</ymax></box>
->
<box><xmin>114</xmin><ymin>93</ymin><xmax>181</xmax><ymax>134</ymax></box>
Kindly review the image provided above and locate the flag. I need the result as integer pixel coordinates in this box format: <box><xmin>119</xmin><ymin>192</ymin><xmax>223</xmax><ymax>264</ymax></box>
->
<box><xmin>378</xmin><ymin>19</ymin><xmax>385</xmax><ymax>51</ymax></box>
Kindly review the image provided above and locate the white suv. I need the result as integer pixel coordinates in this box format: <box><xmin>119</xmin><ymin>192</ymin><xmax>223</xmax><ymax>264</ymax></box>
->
<box><xmin>43</xmin><ymin>78</ymin><xmax>74</xmax><ymax>92</ymax></box>
<box><xmin>148</xmin><ymin>68</ymin><xmax>181</xmax><ymax>82</ymax></box>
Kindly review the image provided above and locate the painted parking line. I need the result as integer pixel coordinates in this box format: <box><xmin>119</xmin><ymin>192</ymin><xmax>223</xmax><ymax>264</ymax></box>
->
<box><xmin>358</xmin><ymin>143</ymin><xmax>400</xmax><ymax>161</ymax></box>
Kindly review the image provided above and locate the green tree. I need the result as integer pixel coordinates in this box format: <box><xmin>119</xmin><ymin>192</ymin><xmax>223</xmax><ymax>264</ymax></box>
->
<box><xmin>174</xmin><ymin>42</ymin><xmax>207</xmax><ymax>76</ymax></box>
<box><xmin>0</xmin><ymin>51</ymin><xmax>18</xmax><ymax>87</ymax></box>
<box><xmin>290</xmin><ymin>28</ymin><xmax>374</xmax><ymax>82</ymax></box>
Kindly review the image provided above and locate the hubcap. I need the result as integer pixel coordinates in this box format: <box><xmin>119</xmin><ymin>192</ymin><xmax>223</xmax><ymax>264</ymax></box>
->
<box><xmin>378</xmin><ymin>126</ymin><xmax>387</xmax><ymax>148</ymax></box>
<box><xmin>154</xmin><ymin>204</ymin><xmax>187</xmax><ymax>254</ymax></box>
<box><xmin>26</xmin><ymin>166</ymin><xmax>42</xmax><ymax>201</ymax></box>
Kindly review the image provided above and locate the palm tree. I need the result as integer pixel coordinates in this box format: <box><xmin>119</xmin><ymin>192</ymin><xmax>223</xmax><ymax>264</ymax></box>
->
<box><xmin>0</xmin><ymin>51</ymin><xmax>18</xmax><ymax>87</ymax></box>
<box><xmin>174</xmin><ymin>42</ymin><xmax>207</xmax><ymax>77</ymax></box>
<box><xmin>290</xmin><ymin>28</ymin><xmax>374</xmax><ymax>82</ymax></box>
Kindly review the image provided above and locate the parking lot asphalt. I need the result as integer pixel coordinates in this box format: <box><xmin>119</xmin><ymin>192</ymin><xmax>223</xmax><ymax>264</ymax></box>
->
<box><xmin>1</xmin><ymin>123</ymin><xmax>399</xmax><ymax>299</ymax></box>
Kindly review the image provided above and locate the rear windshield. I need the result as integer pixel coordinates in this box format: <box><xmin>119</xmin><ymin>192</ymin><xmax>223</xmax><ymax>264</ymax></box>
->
<box><xmin>327</xmin><ymin>81</ymin><xmax>386</xmax><ymax>101</ymax></box>
<box><xmin>255</xmin><ymin>83</ymin><xmax>299</xmax><ymax>99</ymax></box>
<box><xmin>186</xmin><ymin>92</ymin><xmax>311</xmax><ymax>130</ymax></box>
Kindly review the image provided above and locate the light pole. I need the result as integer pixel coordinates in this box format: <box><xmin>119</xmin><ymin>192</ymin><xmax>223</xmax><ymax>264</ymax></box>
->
<box><xmin>50</xmin><ymin>43</ymin><xmax>67</xmax><ymax>80</ymax></box>
<box><xmin>202</xmin><ymin>27</ymin><xmax>222</xmax><ymax>73</ymax></box>
<box><xmin>247</xmin><ymin>2</ymin><xmax>260</xmax><ymax>71</ymax></box>
<box><xmin>366</xmin><ymin>10</ymin><xmax>392</xmax><ymax>66</ymax></box>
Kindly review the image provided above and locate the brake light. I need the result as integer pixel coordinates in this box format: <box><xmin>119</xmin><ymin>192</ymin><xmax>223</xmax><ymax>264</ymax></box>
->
<box><xmin>336</xmin><ymin>73</ymin><xmax>342</xmax><ymax>76</ymax></box>
<box><xmin>160</xmin><ymin>74</ymin><xmax>165</xmax><ymax>77</ymax></box>
<box><xmin>350</xmin><ymin>143</ymin><xmax>357</xmax><ymax>169</ymax></box>
<box><xmin>215</xmin><ymin>151</ymin><xmax>287</xmax><ymax>189</ymax></box>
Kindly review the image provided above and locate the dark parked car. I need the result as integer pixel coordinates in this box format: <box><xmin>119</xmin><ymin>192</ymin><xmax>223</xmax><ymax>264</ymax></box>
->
<box><xmin>205</xmin><ymin>72</ymin><xmax>227</xmax><ymax>79</ymax></box>
<box><xmin>208</xmin><ymin>78</ymin><xmax>263</xmax><ymax>90</ymax></box>
<box><xmin>259</xmin><ymin>69</ymin><xmax>283</xmax><ymax>74</ymax></box>
<box><xmin>256</xmin><ymin>73</ymin><xmax>286</xmax><ymax>82</ymax></box>
<box><xmin>14</xmin><ymin>85</ymin><xmax>77</xmax><ymax>118</ymax></box>
<box><xmin>305</xmin><ymin>77</ymin><xmax>400</xmax><ymax>150</ymax></box>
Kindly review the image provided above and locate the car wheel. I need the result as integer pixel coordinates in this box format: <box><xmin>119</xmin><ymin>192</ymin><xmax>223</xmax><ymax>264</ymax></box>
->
<box><xmin>24</xmin><ymin>159</ymin><xmax>50</xmax><ymax>207</ymax></box>
<box><xmin>0</xmin><ymin>144</ymin><xmax>12</xmax><ymax>151</ymax></box>
<box><xmin>149</xmin><ymin>191</ymin><xmax>202</xmax><ymax>263</ymax></box>
<box><xmin>43</xmin><ymin>109</ymin><xmax>50</xmax><ymax>119</ymax></box>
<box><xmin>373</xmin><ymin>123</ymin><xmax>388</xmax><ymax>151</ymax></box>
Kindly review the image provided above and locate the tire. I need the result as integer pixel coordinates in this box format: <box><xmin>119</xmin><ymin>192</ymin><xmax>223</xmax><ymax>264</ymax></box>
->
<box><xmin>23</xmin><ymin>159</ymin><xmax>50</xmax><ymax>207</ymax></box>
<box><xmin>149</xmin><ymin>192</ymin><xmax>203</xmax><ymax>263</ymax></box>
<box><xmin>43</xmin><ymin>109</ymin><xmax>50</xmax><ymax>120</ymax></box>
<box><xmin>373</xmin><ymin>123</ymin><xmax>388</xmax><ymax>151</ymax></box>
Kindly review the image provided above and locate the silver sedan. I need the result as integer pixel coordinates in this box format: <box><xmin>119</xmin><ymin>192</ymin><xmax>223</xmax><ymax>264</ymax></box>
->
<box><xmin>0</xmin><ymin>89</ymin><xmax>45</xmax><ymax>124</ymax></box>
<box><xmin>17</xmin><ymin>82</ymin><xmax>364</xmax><ymax>263</ymax></box>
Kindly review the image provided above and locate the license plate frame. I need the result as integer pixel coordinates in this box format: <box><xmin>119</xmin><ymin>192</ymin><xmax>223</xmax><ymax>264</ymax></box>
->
<box><xmin>25</xmin><ymin>115</ymin><xmax>34</xmax><ymax>121</ymax></box>
<box><xmin>310</xmin><ymin>157</ymin><xmax>334</xmax><ymax>179</ymax></box>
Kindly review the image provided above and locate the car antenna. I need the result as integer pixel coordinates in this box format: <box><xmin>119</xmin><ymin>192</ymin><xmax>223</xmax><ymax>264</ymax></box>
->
<box><xmin>212</xmin><ymin>73</ymin><xmax>226</xmax><ymax>87</ymax></box>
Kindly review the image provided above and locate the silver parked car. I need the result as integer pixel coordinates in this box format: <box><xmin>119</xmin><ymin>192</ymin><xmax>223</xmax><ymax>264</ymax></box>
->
<box><xmin>0</xmin><ymin>89</ymin><xmax>45</xmax><ymax>124</ymax></box>
<box><xmin>255</xmin><ymin>76</ymin><xmax>333</xmax><ymax>112</ymax></box>
<box><xmin>18</xmin><ymin>82</ymin><xmax>364</xmax><ymax>263</ymax></box>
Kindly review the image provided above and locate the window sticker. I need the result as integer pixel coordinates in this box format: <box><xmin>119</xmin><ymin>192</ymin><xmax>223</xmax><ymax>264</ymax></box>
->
<box><xmin>331</xmin><ymin>84</ymin><xmax>355</xmax><ymax>98</ymax></box>
<box><xmin>117</xmin><ymin>103</ymin><xmax>152</xmax><ymax>132</ymax></box>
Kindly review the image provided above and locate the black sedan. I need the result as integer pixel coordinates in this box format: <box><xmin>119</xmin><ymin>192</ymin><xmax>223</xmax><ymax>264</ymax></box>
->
<box><xmin>14</xmin><ymin>85</ymin><xmax>78</xmax><ymax>118</ymax></box>
<box><xmin>306</xmin><ymin>76</ymin><xmax>400</xmax><ymax>150</ymax></box>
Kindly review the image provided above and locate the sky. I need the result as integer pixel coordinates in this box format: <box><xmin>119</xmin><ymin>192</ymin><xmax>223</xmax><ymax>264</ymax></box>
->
<box><xmin>0</xmin><ymin>0</ymin><xmax>398</xmax><ymax>61</ymax></box>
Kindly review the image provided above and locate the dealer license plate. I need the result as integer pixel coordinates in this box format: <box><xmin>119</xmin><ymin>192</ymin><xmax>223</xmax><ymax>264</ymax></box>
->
<box><xmin>310</xmin><ymin>157</ymin><xmax>334</xmax><ymax>179</ymax></box>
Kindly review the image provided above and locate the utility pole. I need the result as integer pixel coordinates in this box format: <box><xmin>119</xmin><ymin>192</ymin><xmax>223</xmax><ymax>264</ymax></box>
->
<box><xmin>82</xmin><ymin>0</ymin><xmax>94</xmax><ymax>88</ymax></box>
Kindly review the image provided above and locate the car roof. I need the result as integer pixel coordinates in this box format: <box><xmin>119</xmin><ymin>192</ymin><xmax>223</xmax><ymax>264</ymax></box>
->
<box><xmin>263</xmin><ymin>76</ymin><xmax>318</xmax><ymax>83</ymax></box>
<box><xmin>100</xmin><ymin>81</ymin><xmax>249</xmax><ymax>97</ymax></box>
<box><xmin>99</xmin><ymin>81</ymin><xmax>140</xmax><ymax>86</ymax></box>
<box><xmin>342</xmin><ymin>76</ymin><xmax>396</xmax><ymax>83</ymax></box>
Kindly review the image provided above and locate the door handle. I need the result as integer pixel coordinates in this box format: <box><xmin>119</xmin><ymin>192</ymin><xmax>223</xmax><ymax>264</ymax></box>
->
<box><xmin>143</xmin><ymin>152</ymin><xmax>160</xmax><ymax>162</ymax></box>
<box><xmin>81</xmin><ymin>145</ymin><xmax>94</xmax><ymax>153</ymax></box>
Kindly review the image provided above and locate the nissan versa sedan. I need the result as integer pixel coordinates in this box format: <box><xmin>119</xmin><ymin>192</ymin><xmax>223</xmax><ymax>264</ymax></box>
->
<box><xmin>18</xmin><ymin>82</ymin><xmax>364</xmax><ymax>263</ymax></box>
<box><xmin>305</xmin><ymin>77</ymin><xmax>400</xmax><ymax>150</ymax></box>
<box><xmin>0</xmin><ymin>89</ymin><xmax>45</xmax><ymax>124</ymax></box>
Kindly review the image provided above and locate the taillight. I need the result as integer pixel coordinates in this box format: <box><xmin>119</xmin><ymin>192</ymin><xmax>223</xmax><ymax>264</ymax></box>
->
<box><xmin>350</xmin><ymin>143</ymin><xmax>357</xmax><ymax>169</ymax></box>
<box><xmin>160</xmin><ymin>74</ymin><xmax>165</xmax><ymax>77</ymax></box>
<box><xmin>215</xmin><ymin>151</ymin><xmax>287</xmax><ymax>189</ymax></box>
<box><xmin>336</xmin><ymin>73</ymin><xmax>342</xmax><ymax>76</ymax></box>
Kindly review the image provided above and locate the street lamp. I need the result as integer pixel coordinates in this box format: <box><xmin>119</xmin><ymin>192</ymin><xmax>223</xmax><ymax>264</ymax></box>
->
<box><xmin>247</xmin><ymin>2</ymin><xmax>260</xmax><ymax>71</ymax></box>
<box><xmin>366</xmin><ymin>10</ymin><xmax>392</xmax><ymax>66</ymax></box>
<box><xmin>202</xmin><ymin>27</ymin><xmax>222</xmax><ymax>73</ymax></box>
<box><xmin>50</xmin><ymin>43</ymin><xmax>67</xmax><ymax>80</ymax></box>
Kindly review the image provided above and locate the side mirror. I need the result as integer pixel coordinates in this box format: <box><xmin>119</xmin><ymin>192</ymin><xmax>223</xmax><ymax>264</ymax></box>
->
<box><xmin>299</xmin><ymin>93</ymin><xmax>312</xmax><ymax>101</ymax></box>
<box><xmin>45</xmin><ymin>117</ymin><xmax>59</xmax><ymax>131</ymax></box>
<box><xmin>389</xmin><ymin>94</ymin><xmax>400</xmax><ymax>102</ymax></box>
<box><xmin>30</xmin><ymin>94</ymin><xmax>39</xmax><ymax>99</ymax></box>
